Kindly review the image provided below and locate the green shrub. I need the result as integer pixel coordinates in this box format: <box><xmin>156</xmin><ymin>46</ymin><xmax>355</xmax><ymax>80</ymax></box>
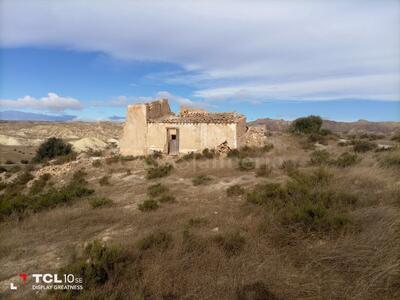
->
<box><xmin>89</xmin><ymin>197</ymin><xmax>113</xmax><ymax>208</ymax></box>
<box><xmin>99</xmin><ymin>175</ymin><xmax>111</xmax><ymax>186</ymax></box>
<box><xmin>138</xmin><ymin>199</ymin><xmax>159</xmax><ymax>211</ymax></box>
<box><xmin>137</xmin><ymin>231</ymin><xmax>172</xmax><ymax>251</ymax></box>
<box><xmin>334</xmin><ymin>152</ymin><xmax>359</xmax><ymax>167</ymax></box>
<box><xmin>238</xmin><ymin>158</ymin><xmax>255</xmax><ymax>171</ymax></box>
<box><xmin>34</xmin><ymin>137</ymin><xmax>73</xmax><ymax>162</ymax></box>
<box><xmin>290</xmin><ymin>115</ymin><xmax>323</xmax><ymax>134</ymax></box>
<box><xmin>146</xmin><ymin>163</ymin><xmax>173</xmax><ymax>179</ymax></box>
<box><xmin>246</xmin><ymin>183</ymin><xmax>286</xmax><ymax>205</ymax></box>
<box><xmin>353</xmin><ymin>140</ymin><xmax>377</xmax><ymax>153</ymax></box>
<box><xmin>213</xmin><ymin>231</ymin><xmax>245</xmax><ymax>257</ymax></box>
<box><xmin>227</xmin><ymin>184</ymin><xmax>245</xmax><ymax>196</ymax></box>
<box><xmin>192</xmin><ymin>174</ymin><xmax>213</xmax><ymax>186</ymax></box>
<box><xmin>147</xmin><ymin>183</ymin><xmax>169</xmax><ymax>197</ymax></box>
<box><xmin>256</xmin><ymin>163</ymin><xmax>272</xmax><ymax>177</ymax></box>
<box><xmin>309</xmin><ymin>150</ymin><xmax>331</xmax><ymax>165</ymax></box>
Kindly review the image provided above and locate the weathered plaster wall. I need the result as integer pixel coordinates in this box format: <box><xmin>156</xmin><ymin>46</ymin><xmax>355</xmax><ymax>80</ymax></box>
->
<box><xmin>120</xmin><ymin>104</ymin><xmax>148</xmax><ymax>156</ymax></box>
<box><xmin>146</xmin><ymin>122</ymin><xmax>238</xmax><ymax>153</ymax></box>
<box><xmin>236</xmin><ymin>117</ymin><xmax>248</xmax><ymax>147</ymax></box>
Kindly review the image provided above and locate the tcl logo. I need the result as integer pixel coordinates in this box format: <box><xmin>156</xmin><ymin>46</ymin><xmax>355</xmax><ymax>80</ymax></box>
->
<box><xmin>31</xmin><ymin>274</ymin><xmax>64</xmax><ymax>283</ymax></box>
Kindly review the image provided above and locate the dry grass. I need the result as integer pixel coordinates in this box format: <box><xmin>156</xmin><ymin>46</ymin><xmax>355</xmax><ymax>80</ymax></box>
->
<box><xmin>0</xmin><ymin>132</ymin><xmax>399</xmax><ymax>299</ymax></box>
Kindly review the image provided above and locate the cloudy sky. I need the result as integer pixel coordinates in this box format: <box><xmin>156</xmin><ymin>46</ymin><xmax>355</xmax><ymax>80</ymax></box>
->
<box><xmin>0</xmin><ymin>0</ymin><xmax>399</xmax><ymax>121</ymax></box>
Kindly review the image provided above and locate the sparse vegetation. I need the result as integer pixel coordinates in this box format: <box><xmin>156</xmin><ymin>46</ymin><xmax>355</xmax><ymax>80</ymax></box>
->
<box><xmin>89</xmin><ymin>197</ymin><xmax>113</xmax><ymax>208</ymax></box>
<box><xmin>290</xmin><ymin>115</ymin><xmax>323</xmax><ymax>134</ymax></box>
<box><xmin>380</xmin><ymin>150</ymin><xmax>400</xmax><ymax>169</ymax></box>
<box><xmin>226</xmin><ymin>184</ymin><xmax>245</xmax><ymax>196</ymax></box>
<box><xmin>256</xmin><ymin>163</ymin><xmax>272</xmax><ymax>177</ymax></box>
<box><xmin>238</xmin><ymin>158</ymin><xmax>255</xmax><ymax>171</ymax></box>
<box><xmin>146</xmin><ymin>163</ymin><xmax>173</xmax><ymax>179</ymax></box>
<box><xmin>30</xmin><ymin>173</ymin><xmax>51</xmax><ymax>195</ymax></box>
<box><xmin>213</xmin><ymin>231</ymin><xmax>246</xmax><ymax>257</ymax></box>
<box><xmin>192</xmin><ymin>174</ymin><xmax>213</xmax><ymax>186</ymax></box>
<box><xmin>138</xmin><ymin>199</ymin><xmax>159</xmax><ymax>211</ymax></box>
<box><xmin>34</xmin><ymin>137</ymin><xmax>73</xmax><ymax>162</ymax></box>
<box><xmin>334</xmin><ymin>152</ymin><xmax>359</xmax><ymax>167</ymax></box>
<box><xmin>353</xmin><ymin>140</ymin><xmax>377</xmax><ymax>153</ymax></box>
<box><xmin>309</xmin><ymin>149</ymin><xmax>331</xmax><ymax>165</ymax></box>
<box><xmin>99</xmin><ymin>175</ymin><xmax>111</xmax><ymax>186</ymax></box>
<box><xmin>147</xmin><ymin>183</ymin><xmax>169</xmax><ymax>197</ymax></box>
<box><xmin>137</xmin><ymin>231</ymin><xmax>172</xmax><ymax>251</ymax></box>
<box><xmin>1</xmin><ymin>121</ymin><xmax>399</xmax><ymax>300</ymax></box>
<box><xmin>53</xmin><ymin>151</ymin><xmax>77</xmax><ymax>165</ymax></box>
<box><xmin>228</xmin><ymin>144</ymin><xmax>274</xmax><ymax>158</ymax></box>
<box><xmin>0</xmin><ymin>172</ymin><xmax>94</xmax><ymax>220</ymax></box>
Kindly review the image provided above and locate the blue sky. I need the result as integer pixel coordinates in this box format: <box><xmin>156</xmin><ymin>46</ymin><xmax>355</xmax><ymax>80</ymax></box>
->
<box><xmin>0</xmin><ymin>0</ymin><xmax>399</xmax><ymax>121</ymax></box>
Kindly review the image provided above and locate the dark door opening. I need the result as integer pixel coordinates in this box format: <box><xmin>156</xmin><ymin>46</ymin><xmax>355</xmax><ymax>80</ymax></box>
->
<box><xmin>167</xmin><ymin>129</ymin><xmax>179</xmax><ymax>155</ymax></box>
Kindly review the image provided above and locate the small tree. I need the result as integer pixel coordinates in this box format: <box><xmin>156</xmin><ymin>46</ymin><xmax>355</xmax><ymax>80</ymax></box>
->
<box><xmin>290</xmin><ymin>115</ymin><xmax>323</xmax><ymax>134</ymax></box>
<box><xmin>34</xmin><ymin>137</ymin><xmax>73</xmax><ymax>162</ymax></box>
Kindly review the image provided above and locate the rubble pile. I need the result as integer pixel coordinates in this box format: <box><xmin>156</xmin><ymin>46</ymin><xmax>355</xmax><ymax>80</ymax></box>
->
<box><xmin>244</xmin><ymin>126</ymin><xmax>268</xmax><ymax>146</ymax></box>
<box><xmin>216</xmin><ymin>141</ymin><xmax>231</xmax><ymax>153</ymax></box>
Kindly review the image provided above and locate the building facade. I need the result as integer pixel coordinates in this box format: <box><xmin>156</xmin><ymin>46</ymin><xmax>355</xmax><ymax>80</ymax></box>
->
<box><xmin>120</xmin><ymin>99</ymin><xmax>247</xmax><ymax>156</ymax></box>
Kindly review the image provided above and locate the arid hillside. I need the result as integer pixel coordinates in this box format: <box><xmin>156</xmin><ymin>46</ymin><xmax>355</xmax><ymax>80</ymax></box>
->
<box><xmin>0</xmin><ymin>121</ymin><xmax>399</xmax><ymax>299</ymax></box>
<box><xmin>249</xmin><ymin>118</ymin><xmax>400</xmax><ymax>134</ymax></box>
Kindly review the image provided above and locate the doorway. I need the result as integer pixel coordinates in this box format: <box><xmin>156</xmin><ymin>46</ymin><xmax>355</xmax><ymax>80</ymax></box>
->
<box><xmin>167</xmin><ymin>128</ymin><xmax>179</xmax><ymax>155</ymax></box>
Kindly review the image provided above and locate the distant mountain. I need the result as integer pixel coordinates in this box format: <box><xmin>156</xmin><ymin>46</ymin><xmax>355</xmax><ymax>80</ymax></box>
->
<box><xmin>249</xmin><ymin>118</ymin><xmax>400</xmax><ymax>134</ymax></box>
<box><xmin>0</xmin><ymin>110</ymin><xmax>76</xmax><ymax>121</ymax></box>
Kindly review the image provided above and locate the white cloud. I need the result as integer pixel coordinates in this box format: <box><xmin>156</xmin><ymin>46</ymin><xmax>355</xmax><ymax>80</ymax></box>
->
<box><xmin>0</xmin><ymin>93</ymin><xmax>82</xmax><ymax>112</ymax></box>
<box><xmin>0</xmin><ymin>0</ymin><xmax>399</xmax><ymax>102</ymax></box>
<box><xmin>155</xmin><ymin>91</ymin><xmax>209</xmax><ymax>109</ymax></box>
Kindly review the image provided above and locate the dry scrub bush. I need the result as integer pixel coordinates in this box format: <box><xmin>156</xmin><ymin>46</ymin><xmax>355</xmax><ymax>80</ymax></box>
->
<box><xmin>227</xmin><ymin>184</ymin><xmax>245</xmax><ymax>196</ymax></box>
<box><xmin>380</xmin><ymin>150</ymin><xmax>400</xmax><ymax>169</ymax></box>
<box><xmin>256</xmin><ymin>163</ymin><xmax>272</xmax><ymax>177</ymax></box>
<box><xmin>89</xmin><ymin>197</ymin><xmax>113</xmax><ymax>208</ymax></box>
<box><xmin>146</xmin><ymin>163</ymin><xmax>173</xmax><ymax>179</ymax></box>
<box><xmin>213</xmin><ymin>231</ymin><xmax>246</xmax><ymax>257</ymax></box>
<box><xmin>353</xmin><ymin>140</ymin><xmax>377</xmax><ymax>153</ymax></box>
<box><xmin>228</xmin><ymin>144</ymin><xmax>274</xmax><ymax>159</ymax></box>
<box><xmin>0</xmin><ymin>170</ymin><xmax>93</xmax><ymax>220</ymax></box>
<box><xmin>247</xmin><ymin>168</ymin><xmax>353</xmax><ymax>233</ymax></box>
<box><xmin>138</xmin><ymin>199</ymin><xmax>159</xmax><ymax>212</ymax></box>
<box><xmin>238</xmin><ymin>158</ymin><xmax>256</xmax><ymax>171</ymax></box>
<box><xmin>137</xmin><ymin>231</ymin><xmax>172</xmax><ymax>251</ymax></box>
<box><xmin>99</xmin><ymin>175</ymin><xmax>111</xmax><ymax>186</ymax></box>
<box><xmin>192</xmin><ymin>174</ymin><xmax>213</xmax><ymax>186</ymax></box>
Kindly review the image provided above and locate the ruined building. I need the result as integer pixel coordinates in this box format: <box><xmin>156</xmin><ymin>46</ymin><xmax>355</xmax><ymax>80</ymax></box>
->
<box><xmin>120</xmin><ymin>99</ymin><xmax>247</xmax><ymax>156</ymax></box>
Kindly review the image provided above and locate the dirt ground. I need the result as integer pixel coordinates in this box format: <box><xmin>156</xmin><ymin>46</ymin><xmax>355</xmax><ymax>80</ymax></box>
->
<box><xmin>0</xmin><ymin>128</ymin><xmax>399</xmax><ymax>299</ymax></box>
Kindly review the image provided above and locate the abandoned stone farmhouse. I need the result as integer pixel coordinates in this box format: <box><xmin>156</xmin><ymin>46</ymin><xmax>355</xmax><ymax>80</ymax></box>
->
<box><xmin>120</xmin><ymin>99</ymin><xmax>247</xmax><ymax>156</ymax></box>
